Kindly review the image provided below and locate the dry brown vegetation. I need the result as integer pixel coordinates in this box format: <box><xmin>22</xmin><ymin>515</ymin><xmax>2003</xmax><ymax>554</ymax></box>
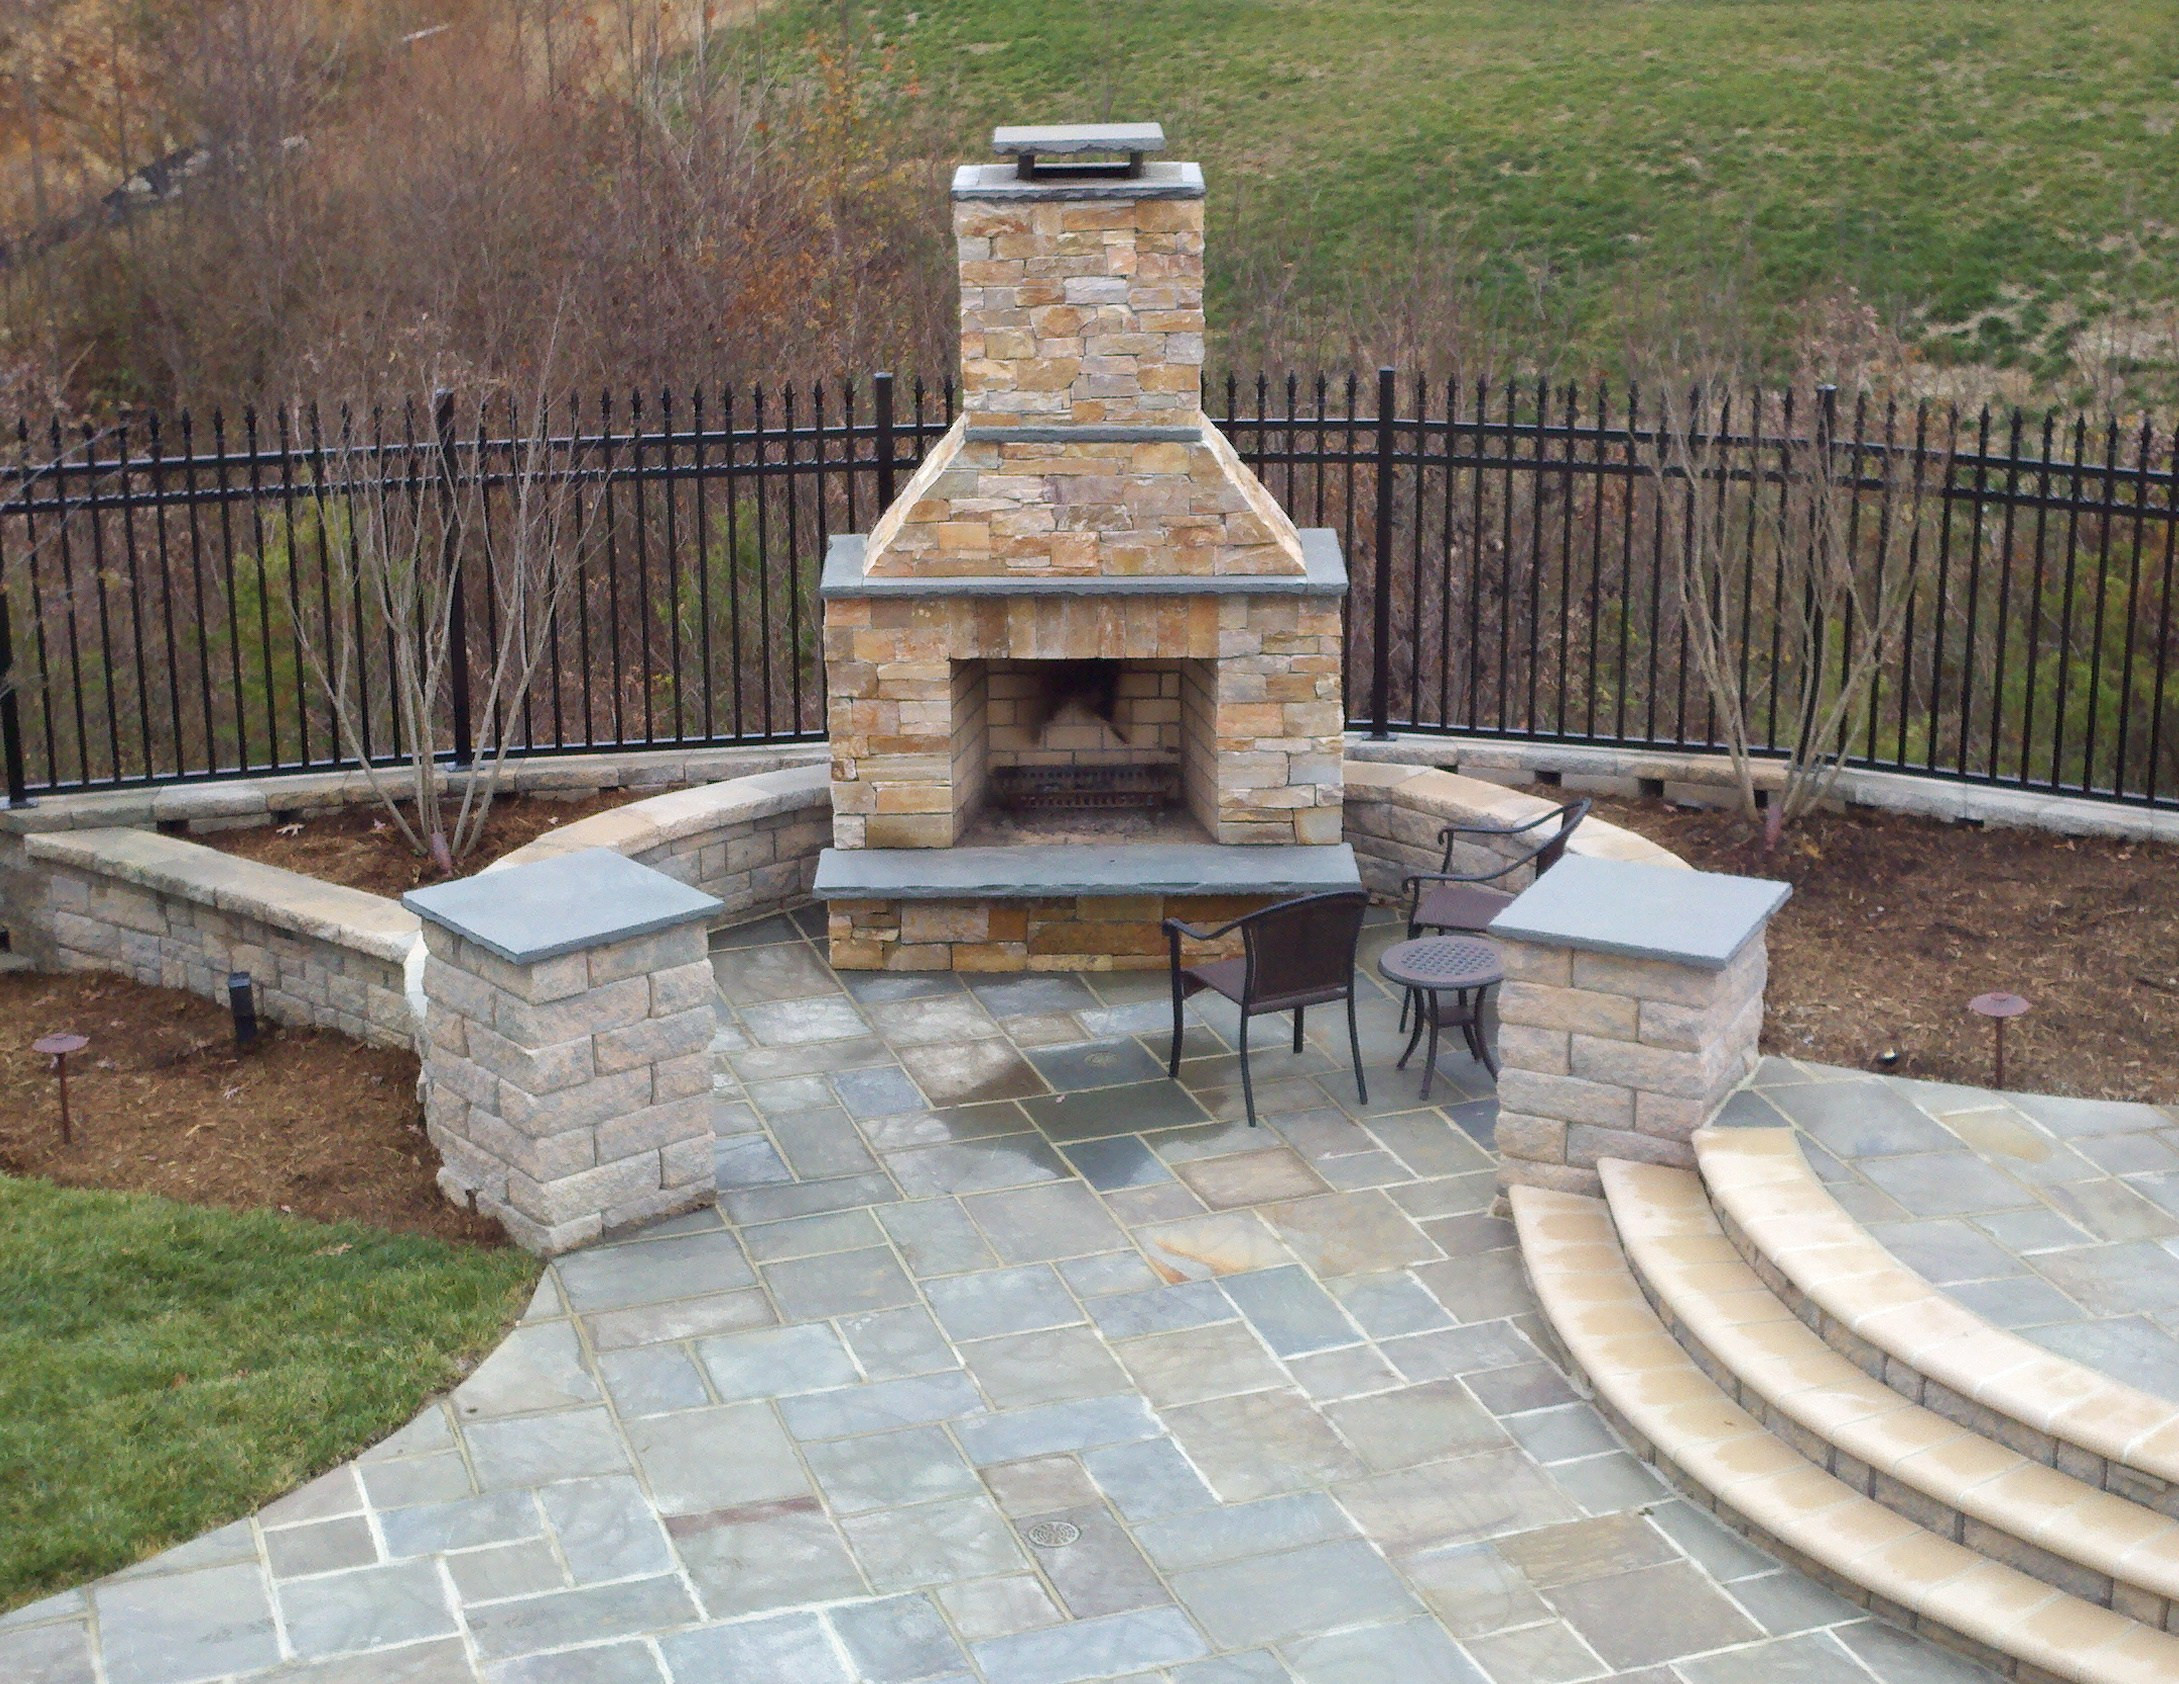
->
<box><xmin>0</xmin><ymin>0</ymin><xmax>955</xmax><ymax>413</ymax></box>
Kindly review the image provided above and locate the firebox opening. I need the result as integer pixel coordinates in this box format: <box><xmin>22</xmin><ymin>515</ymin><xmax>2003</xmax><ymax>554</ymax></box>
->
<box><xmin>954</xmin><ymin>657</ymin><xmax>1217</xmax><ymax>845</ymax></box>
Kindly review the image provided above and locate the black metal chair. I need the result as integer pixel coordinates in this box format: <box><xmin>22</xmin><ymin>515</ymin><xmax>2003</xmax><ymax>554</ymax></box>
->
<box><xmin>1402</xmin><ymin>797</ymin><xmax>1591</xmax><ymax>941</ymax></box>
<box><xmin>1164</xmin><ymin>890</ymin><xmax>1370</xmax><ymax>1128</ymax></box>
<box><xmin>1399</xmin><ymin>797</ymin><xmax>1589</xmax><ymax>1031</ymax></box>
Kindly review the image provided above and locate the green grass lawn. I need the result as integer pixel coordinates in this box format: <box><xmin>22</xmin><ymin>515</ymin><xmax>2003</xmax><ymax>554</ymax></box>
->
<box><xmin>0</xmin><ymin>1176</ymin><xmax>537</xmax><ymax>1611</ymax></box>
<box><xmin>752</xmin><ymin>0</ymin><xmax>2179</xmax><ymax>397</ymax></box>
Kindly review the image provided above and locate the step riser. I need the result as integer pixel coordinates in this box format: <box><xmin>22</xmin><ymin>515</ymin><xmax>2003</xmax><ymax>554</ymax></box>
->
<box><xmin>1523</xmin><ymin>1266</ymin><xmax>2090</xmax><ymax>1684</ymax></box>
<box><xmin>1706</xmin><ymin>1190</ymin><xmax>2179</xmax><ymax>1522</ymax></box>
<box><xmin>1614</xmin><ymin>1218</ymin><xmax>2176</xmax><ymax>1629</ymax></box>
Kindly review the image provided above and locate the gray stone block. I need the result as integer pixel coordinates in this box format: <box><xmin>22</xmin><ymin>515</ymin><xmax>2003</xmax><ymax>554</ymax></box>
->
<box><xmin>405</xmin><ymin>848</ymin><xmax>721</xmax><ymax>964</ymax></box>
<box><xmin>813</xmin><ymin>842</ymin><xmax>1360</xmax><ymax>901</ymax></box>
<box><xmin>1490</xmin><ymin>856</ymin><xmax>1788</xmax><ymax>969</ymax></box>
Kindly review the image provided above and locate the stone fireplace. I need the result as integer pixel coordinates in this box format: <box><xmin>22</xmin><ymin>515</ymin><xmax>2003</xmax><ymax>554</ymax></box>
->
<box><xmin>814</xmin><ymin>124</ymin><xmax>1359</xmax><ymax>970</ymax></box>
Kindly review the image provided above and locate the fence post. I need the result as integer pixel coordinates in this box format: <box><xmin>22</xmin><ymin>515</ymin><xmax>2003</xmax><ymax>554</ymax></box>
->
<box><xmin>873</xmin><ymin>371</ymin><xmax>896</xmax><ymax>510</ymax></box>
<box><xmin>435</xmin><ymin>389</ymin><xmax>474</xmax><ymax>769</ymax></box>
<box><xmin>0</xmin><ymin>558</ymin><xmax>27</xmax><ymax>807</ymax></box>
<box><xmin>1370</xmin><ymin>365</ymin><xmax>1397</xmax><ymax>739</ymax></box>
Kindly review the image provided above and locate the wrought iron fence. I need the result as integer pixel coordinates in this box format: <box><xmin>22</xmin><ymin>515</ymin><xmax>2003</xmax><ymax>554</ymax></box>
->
<box><xmin>2</xmin><ymin>369</ymin><xmax>2175</xmax><ymax>809</ymax></box>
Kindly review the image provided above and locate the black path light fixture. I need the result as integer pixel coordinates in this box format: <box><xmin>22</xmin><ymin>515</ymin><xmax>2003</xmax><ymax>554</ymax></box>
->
<box><xmin>228</xmin><ymin>970</ymin><xmax>261</xmax><ymax>1050</ymax></box>
<box><xmin>1969</xmin><ymin>991</ymin><xmax>2030</xmax><ymax>1089</ymax></box>
<box><xmin>32</xmin><ymin>1031</ymin><xmax>88</xmax><ymax>1144</ymax></box>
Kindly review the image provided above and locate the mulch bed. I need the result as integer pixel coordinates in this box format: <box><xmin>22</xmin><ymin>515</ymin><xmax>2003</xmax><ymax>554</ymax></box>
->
<box><xmin>201</xmin><ymin>788</ymin><xmax>640</xmax><ymax>898</ymax></box>
<box><xmin>0</xmin><ymin>970</ymin><xmax>503</xmax><ymax>1245</ymax></box>
<box><xmin>1593</xmin><ymin>795</ymin><xmax>2179</xmax><ymax>1104</ymax></box>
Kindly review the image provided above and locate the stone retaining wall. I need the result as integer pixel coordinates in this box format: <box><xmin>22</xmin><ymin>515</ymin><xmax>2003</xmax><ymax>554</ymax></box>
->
<box><xmin>487</xmin><ymin>763</ymin><xmax>831</xmax><ymax>922</ymax></box>
<box><xmin>1347</xmin><ymin>732</ymin><xmax>2179</xmax><ymax>844</ymax></box>
<box><xmin>0</xmin><ymin>756</ymin><xmax>832</xmax><ymax>1052</ymax></box>
<box><xmin>1341</xmin><ymin>760</ymin><xmax>1685</xmax><ymax>906</ymax></box>
<box><xmin>4</xmin><ymin>827</ymin><xmax>418</xmax><ymax>1047</ymax></box>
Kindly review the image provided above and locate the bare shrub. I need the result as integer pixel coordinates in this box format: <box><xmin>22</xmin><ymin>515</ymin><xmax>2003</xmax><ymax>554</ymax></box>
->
<box><xmin>294</xmin><ymin>373</ymin><xmax>592</xmax><ymax>870</ymax></box>
<box><xmin>1629</xmin><ymin>286</ymin><xmax>1954</xmax><ymax>838</ymax></box>
<box><xmin>1</xmin><ymin>1</ymin><xmax>955</xmax><ymax>412</ymax></box>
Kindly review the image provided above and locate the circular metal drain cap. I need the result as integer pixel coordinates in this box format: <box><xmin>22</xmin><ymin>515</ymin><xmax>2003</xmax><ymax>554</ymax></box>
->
<box><xmin>1025</xmin><ymin>1519</ymin><xmax>1081</xmax><ymax>1548</ymax></box>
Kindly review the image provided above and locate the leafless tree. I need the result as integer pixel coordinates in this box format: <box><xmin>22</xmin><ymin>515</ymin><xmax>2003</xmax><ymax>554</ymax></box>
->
<box><xmin>294</xmin><ymin>367</ymin><xmax>594</xmax><ymax>871</ymax></box>
<box><xmin>1630</xmin><ymin>292</ymin><xmax>1952</xmax><ymax>840</ymax></box>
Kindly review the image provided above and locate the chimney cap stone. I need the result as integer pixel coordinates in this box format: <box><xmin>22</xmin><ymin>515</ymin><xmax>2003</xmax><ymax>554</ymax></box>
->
<box><xmin>991</xmin><ymin>122</ymin><xmax>1165</xmax><ymax>158</ymax></box>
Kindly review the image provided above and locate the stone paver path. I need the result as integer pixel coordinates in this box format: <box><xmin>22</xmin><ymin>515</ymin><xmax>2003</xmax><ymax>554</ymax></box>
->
<box><xmin>1730</xmin><ymin>1059</ymin><xmax>2179</xmax><ymax>1400</ymax></box>
<box><xmin>3</xmin><ymin>909</ymin><xmax>1998</xmax><ymax>1684</ymax></box>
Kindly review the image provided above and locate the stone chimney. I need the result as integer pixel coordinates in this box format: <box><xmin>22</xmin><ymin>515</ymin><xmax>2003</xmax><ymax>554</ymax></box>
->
<box><xmin>860</xmin><ymin>123</ymin><xmax>1306</xmax><ymax>580</ymax></box>
<box><xmin>815</xmin><ymin>123</ymin><xmax>1355</xmax><ymax>973</ymax></box>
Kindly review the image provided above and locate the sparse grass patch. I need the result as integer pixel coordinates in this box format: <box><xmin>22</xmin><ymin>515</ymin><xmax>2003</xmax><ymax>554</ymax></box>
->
<box><xmin>0</xmin><ymin>1176</ymin><xmax>537</xmax><ymax>1611</ymax></box>
<box><xmin>752</xmin><ymin>0</ymin><xmax>2179</xmax><ymax>400</ymax></box>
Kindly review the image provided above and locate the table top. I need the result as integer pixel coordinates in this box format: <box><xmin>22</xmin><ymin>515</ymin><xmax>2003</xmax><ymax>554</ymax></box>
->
<box><xmin>1379</xmin><ymin>935</ymin><xmax>1504</xmax><ymax>991</ymax></box>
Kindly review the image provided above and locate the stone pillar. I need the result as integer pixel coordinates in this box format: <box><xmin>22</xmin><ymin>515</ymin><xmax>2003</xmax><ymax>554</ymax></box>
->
<box><xmin>1486</xmin><ymin>856</ymin><xmax>1789</xmax><ymax>1197</ymax></box>
<box><xmin>404</xmin><ymin>847</ymin><xmax>722</xmax><ymax>1256</ymax></box>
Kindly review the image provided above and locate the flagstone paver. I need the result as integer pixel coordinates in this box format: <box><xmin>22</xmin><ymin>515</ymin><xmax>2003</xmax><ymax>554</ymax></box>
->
<box><xmin>1734</xmin><ymin>1058</ymin><xmax>2179</xmax><ymax>1399</ymax></box>
<box><xmin>6</xmin><ymin>906</ymin><xmax>2017</xmax><ymax>1684</ymax></box>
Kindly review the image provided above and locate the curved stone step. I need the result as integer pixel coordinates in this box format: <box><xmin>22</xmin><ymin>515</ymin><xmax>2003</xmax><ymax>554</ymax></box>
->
<box><xmin>1602</xmin><ymin>1157</ymin><xmax>2179</xmax><ymax>1630</ymax></box>
<box><xmin>1512</xmin><ymin>1183</ymin><xmax>2179</xmax><ymax>1684</ymax></box>
<box><xmin>1696</xmin><ymin>1126</ymin><xmax>2179</xmax><ymax>1518</ymax></box>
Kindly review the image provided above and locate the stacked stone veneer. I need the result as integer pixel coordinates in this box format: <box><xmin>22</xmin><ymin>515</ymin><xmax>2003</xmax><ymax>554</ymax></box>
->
<box><xmin>830</xmin><ymin>892</ymin><xmax>1255</xmax><ymax>972</ymax></box>
<box><xmin>866</xmin><ymin>424</ymin><xmax>1303</xmax><ymax>580</ymax></box>
<box><xmin>412</xmin><ymin>851</ymin><xmax>722</xmax><ymax>1256</ymax></box>
<box><xmin>1486</xmin><ymin>857</ymin><xmax>1785</xmax><ymax>1199</ymax></box>
<box><xmin>826</xmin><ymin>590</ymin><xmax>1344</xmax><ymax>849</ymax></box>
<box><xmin>6</xmin><ymin>826</ymin><xmax>416</xmax><ymax>1048</ymax></box>
<box><xmin>857</xmin><ymin>161</ymin><xmax>1301</xmax><ymax>581</ymax></box>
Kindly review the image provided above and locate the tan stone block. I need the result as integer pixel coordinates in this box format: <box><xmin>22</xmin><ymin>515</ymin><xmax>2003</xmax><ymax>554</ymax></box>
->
<box><xmin>1492</xmin><ymin>1111</ymin><xmax>1568</xmax><ymax>1167</ymax></box>
<box><xmin>1497</xmin><ymin>1158</ymin><xmax>1605</xmax><ymax>1198</ymax></box>
<box><xmin>1498</xmin><ymin>980</ymin><xmax>1640</xmax><ymax>1039</ymax></box>
<box><xmin>867</xmin><ymin>814</ymin><xmax>954</xmax><ymax>848</ymax></box>
<box><xmin>1570</xmin><ymin>940</ymin><xmax>1763</xmax><ymax>1007</ymax></box>
<box><xmin>466</xmin><ymin>1021</ymin><xmax>596</xmax><ymax>1095</ymax></box>
<box><xmin>506</xmin><ymin>1153</ymin><xmax>663</xmax><ymax>1227</ymax></box>
<box><xmin>1497</xmin><ymin>1066</ymin><xmax>1636</xmax><ymax>1129</ymax></box>
<box><xmin>1569</xmin><ymin>1033</ymin><xmax>1732</xmax><ymax>1101</ymax></box>
<box><xmin>588</xmin><ymin>927</ymin><xmax>707</xmax><ymax>986</ymax></box>
<box><xmin>593</xmin><ymin>1006</ymin><xmax>714</xmax><ymax>1076</ymax></box>
<box><xmin>596</xmin><ymin>1095</ymin><xmax>711</xmax><ymax>1162</ymax></box>
<box><xmin>1496</xmin><ymin>1023</ymin><xmax>1571</xmax><ymax>1076</ymax></box>
<box><xmin>1028</xmin><ymin>919</ymin><xmax>1163</xmax><ymax>957</ymax></box>
<box><xmin>1634</xmin><ymin>1089</ymin><xmax>1714</xmax><ymax>1141</ymax></box>
<box><xmin>901</xmin><ymin>902</ymin><xmax>989</xmax><ymax>944</ymax></box>
<box><xmin>1566</xmin><ymin>1125</ymin><xmax>1697</xmax><ymax>1171</ymax></box>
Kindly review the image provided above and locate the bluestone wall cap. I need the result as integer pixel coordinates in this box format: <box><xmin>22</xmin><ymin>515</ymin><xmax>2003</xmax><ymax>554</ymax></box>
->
<box><xmin>404</xmin><ymin>846</ymin><xmax>723</xmax><ymax>965</ymax></box>
<box><xmin>1488</xmin><ymin>855</ymin><xmax>1790</xmax><ymax>970</ymax></box>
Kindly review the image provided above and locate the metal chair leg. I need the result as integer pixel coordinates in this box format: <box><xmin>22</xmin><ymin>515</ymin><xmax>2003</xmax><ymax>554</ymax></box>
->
<box><xmin>1168</xmin><ymin>966</ymin><xmax>1185</xmax><ymax>1078</ymax></box>
<box><xmin>1396</xmin><ymin>989</ymin><xmax>1426</xmax><ymax>1070</ymax></box>
<box><xmin>1237</xmin><ymin>1011</ymin><xmax>1257</xmax><ymax>1127</ymax></box>
<box><xmin>1346</xmin><ymin>988</ymin><xmax>1368</xmax><ymax>1105</ymax></box>
<box><xmin>1292</xmin><ymin>1006</ymin><xmax>1305</xmax><ymax>1054</ymax></box>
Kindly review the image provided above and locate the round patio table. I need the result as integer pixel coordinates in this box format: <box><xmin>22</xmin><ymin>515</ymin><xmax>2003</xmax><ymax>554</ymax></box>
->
<box><xmin>1378</xmin><ymin>935</ymin><xmax>1503</xmax><ymax>1100</ymax></box>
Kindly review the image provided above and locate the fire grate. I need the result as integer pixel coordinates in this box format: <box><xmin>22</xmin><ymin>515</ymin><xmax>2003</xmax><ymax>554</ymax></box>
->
<box><xmin>991</xmin><ymin>762</ymin><xmax>1178</xmax><ymax>811</ymax></box>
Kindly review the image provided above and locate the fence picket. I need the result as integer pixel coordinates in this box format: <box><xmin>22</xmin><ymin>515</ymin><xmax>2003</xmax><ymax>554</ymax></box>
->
<box><xmin>0</xmin><ymin>372</ymin><xmax>2174</xmax><ymax>812</ymax></box>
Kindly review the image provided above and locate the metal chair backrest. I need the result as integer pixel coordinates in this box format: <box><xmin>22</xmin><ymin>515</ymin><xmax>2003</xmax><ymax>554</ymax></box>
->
<box><xmin>1437</xmin><ymin>797</ymin><xmax>1593</xmax><ymax>878</ymax></box>
<box><xmin>1239</xmin><ymin>890</ymin><xmax>1370</xmax><ymax>1012</ymax></box>
<box><xmin>1534</xmin><ymin>797</ymin><xmax>1593</xmax><ymax>873</ymax></box>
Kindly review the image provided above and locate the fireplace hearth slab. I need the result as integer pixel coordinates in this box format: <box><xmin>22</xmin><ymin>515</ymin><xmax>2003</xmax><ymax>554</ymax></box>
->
<box><xmin>820</xmin><ymin>530</ymin><xmax>1348</xmax><ymax>600</ymax></box>
<box><xmin>813</xmin><ymin>843</ymin><xmax>1361</xmax><ymax>901</ymax></box>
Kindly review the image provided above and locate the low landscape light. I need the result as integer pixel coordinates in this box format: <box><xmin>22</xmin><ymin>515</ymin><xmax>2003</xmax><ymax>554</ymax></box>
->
<box><xmin>228</xmin><ymin>971</ymin><xmax>260</xmax><ymax>1050</ymax></box>
<box><xmin>1969</xmin><ymin>991</ymin><xmax>2030</xmax><ymax>1088</ymax></box>
<box><xmin>32</xmin><ymin>1031</ymin><xmax>88</xmax><ymax>1145</ymax></box>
